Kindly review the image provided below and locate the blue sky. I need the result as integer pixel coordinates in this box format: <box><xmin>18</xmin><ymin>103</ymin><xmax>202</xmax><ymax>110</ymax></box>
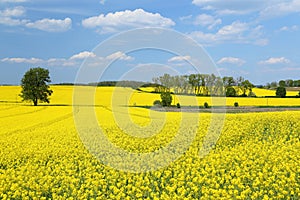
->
<box><xmin>0</xmin><ymin>0</ymin><xmax>300</xmax><ymax>85</ymax></box>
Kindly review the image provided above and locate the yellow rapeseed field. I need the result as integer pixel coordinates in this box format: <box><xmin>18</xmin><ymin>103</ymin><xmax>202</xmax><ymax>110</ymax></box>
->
<box><xmin>137</xmin><ymin>86</ymin><xmax>300</xmax><ymax>106</ymax></box>
<box><xmin>252</xmin><ymin>88</ymin><xmax>299</xmax><ymax>97</ymax></box>
<box><xmin>0</xmin><ymin>86</ymin><xmax>299</xmax><ymax>199</ymax></box>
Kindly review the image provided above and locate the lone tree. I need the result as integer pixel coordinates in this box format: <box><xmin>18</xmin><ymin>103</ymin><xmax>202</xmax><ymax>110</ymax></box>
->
<box><xmin>20</xmin><ymin>67</ymin><xmax>53</xmax><ymax>106</ymax></box>
<box><xmin>276</xmin><ymin>86</ymin><xmax>286</xmax><ymax>98</ymax></box>
<box><xmin>160</xmin><ymin>91</ymin><xmax>172</xmax><ymax>107</ymax></box>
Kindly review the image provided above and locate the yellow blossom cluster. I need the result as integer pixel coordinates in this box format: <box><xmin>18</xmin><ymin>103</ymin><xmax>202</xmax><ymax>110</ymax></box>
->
<box><xmin>0</xmin><ymin>86</ymin><xmax>299</xmax><ymax>199</ymax></box>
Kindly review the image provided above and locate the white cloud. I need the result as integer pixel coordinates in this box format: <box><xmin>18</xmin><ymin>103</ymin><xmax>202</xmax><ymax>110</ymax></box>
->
<box><xmin>188</xmin><ymin>31</ymin><xmax>216</xmax><ymax>44</ymax></box>
<box><xmin>1</xmin><ymin>56</ymin><xmax>75</xmax><ymax>67</ymax></box>
<box><xmin>259</xmin><ymin>57</ymin><xmax>290</xmax><ymax>65</ymax></box>
<box><xmin>1</xmin><ymin>51</ymin><xmax>133</xmax><ymax>67</ymax></box>
<box><xmin>26</xmin><ymin>17</ymin><xmax>72</xmax><ymax>32</ymax></box>
<box><xmin>0</xmin><ymin>7</ymin><xmax>72</xmax><ymax>32</ymax></box>
<box><xmin>179</xmin><ymin>15</ymin><xmax>192</xmax><ymax>21</ymax></box>
<box><xmin>0</xmin><ymin>6</ymin><xmax>28</xmax><ymax>26</ymax></box>
<box><xmin>260</xmin><ymin>0</ymin><xmax>300</xmax><ymax>19</ymax></box>
<box><xmin>78</xmin><ymin>51</ymin><xmax>134</xmax><ymax>68</ymax></box>
<box><xmin>189</xmin><ymin>21</ymin><xmax>267</xmax><ymax>46</ymax></box>
<box><xmin>0</xmin><ymin>6</ymin><xmax>25</xmax><ymax>17</ymax></box>
<box><xmin>0</xmin><ymin>0</ymin><xmax>27</xmax><ymax>2</ymax></box>
<box><xmin>82</xmin><ymin>9</ymin><xmax>175</xmax><ymax>33</ymax></box>
<box><xmin>217</xmin><ymin>57</ymin><xmax>246</xmax><ymax>66</ymax></box>
<box><xmin>279</xmin><ymin>25</ymin><xmax>299</xmax><ymax>32</ymax></box>
<box><xmin>192</xmin><ymin>0</ymin><xmax>300</xmax><ymax>19</ymax></box>
<box><xmin>1</xmin><ymin>57</ymin><xmax>76</xmax><ymax>66</ymax></box>
<box><xmin>0</xmin><ymin>17</ymin><xmax>27</xmax><ymax>26</ymax></box>
<box><xmin>168</xmin><ymin>55</ymin><xmax>191</xmax><ymax>62</ymax></box>
<box><xmin>100</xmin><ymin>0</ymin><xmax>105</xmax><ymax>5</ymax></box>
<box><xmin>47</xmin><ymin>58</ymin><xmax>77</xmax><ymax>67</ymax></box>
<box><xmin>192</xmin><ymin>0</ymin><xmax>269</xmax><ymax>15</ymax></box>
<box><xmin>1</xmin><ymin>57</ymin><xmax>43</xmax><ymax>64</ymax></box>
<box><xmin>106</xmin><ymin>51</ymin><xmax>133</xmax><ymax>61</ymax></box>
<box><xmin>217</xmin><ymin>21</ymin><xmax>248</xmax><ymax>36</ymax></box>
<box><xmin>70</xmin><ymin>51</ymin><xmax>96</xmax><ymax>60</ymax></box>
<box><xmin>194</xmin><ymin>14</ymin><xmax>222</xmax><ymax>29</ymax></box>
<box><xmin>280</xmin><ymin>26</ymin><xmax>289</xmax><ymax>32</ymax></box>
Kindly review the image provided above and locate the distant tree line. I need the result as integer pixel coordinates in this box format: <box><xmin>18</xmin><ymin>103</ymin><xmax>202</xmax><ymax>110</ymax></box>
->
<box><xmin>265</xmin><ymin>79</ymin><xmax>300</xmax><ymax>89</ymax></box>
<box><xmin>152</xmin><ymin>74</ymin><xmax>255</xmax><ymax>97</ymax></box>
<box><xmin>74</xmin><ymin>79</ymin><xmax>300</xmax><ymax>90</ymax></box>
<box><xmin>89</xmin><ymin>81</ymin><xmax>149</xmax><ymax>89</ymax></box>
<box><xmin>53</xmin><ymin>81</ymin><xmax>151</xmax><ymax>89</ymax></box>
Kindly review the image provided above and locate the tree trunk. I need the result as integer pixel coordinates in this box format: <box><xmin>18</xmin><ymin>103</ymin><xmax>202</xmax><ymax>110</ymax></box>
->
<box><xmin>33</xmin><ymin>98</ymin><xmax>38</xmax><ymax>106</ymax></box>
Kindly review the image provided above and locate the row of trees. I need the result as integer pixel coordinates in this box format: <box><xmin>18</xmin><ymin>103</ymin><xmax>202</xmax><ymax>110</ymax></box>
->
<box><xmin>88</xmin><ymin>80</ymin><xmax>151</xmax><ymax>89</ymax></box>
<box><xmin>265</xmin><ymin>79</ymin><xmax>300</xmax><ymax>89</ymax></box>
<box><xmin>152</xmin><ymin>74</ymin><xmax>255</xmax><ymax>97</ymax></box>
<box><xmin>19</xmin><ymin>67</ymin><xmax>298</xmax><ymax>106</ymax></box>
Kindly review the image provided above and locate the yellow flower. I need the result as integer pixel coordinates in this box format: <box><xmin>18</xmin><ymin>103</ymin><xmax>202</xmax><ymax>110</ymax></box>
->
<box><xmin>0</xmin><ymin>86</ymin><xmax>299</xmax><ymax>199</ymax></box>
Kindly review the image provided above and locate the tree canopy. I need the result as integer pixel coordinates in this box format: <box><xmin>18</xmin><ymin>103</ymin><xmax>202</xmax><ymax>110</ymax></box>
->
<box><xmin>20</xmin><ymin>67</ymin><xmax>53</xmax><ymax>106</ymax></box>
<box><xmin>226</xmin><ymin>86</ymin><xmax>237</xmax><ymax>97</ymax></box>
<box><xmin>160</xmin><ymin>92</ymin><xmax>172</xmax><ymax>107</ymax></box>
<box><xmin>152</xmin><ymin>73</ymin><xmax>254</xmax><ymax>97</ymax></box>
<box><xmin>276</xmin><ymin>86</ymin><xmax>286</xmax><ymax>98</ymax></box>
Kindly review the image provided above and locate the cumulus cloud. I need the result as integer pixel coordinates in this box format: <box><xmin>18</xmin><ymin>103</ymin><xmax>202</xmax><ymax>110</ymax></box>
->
<box><xmin>106</xmin><ymin>51</ymin><xmax>133</xmax><ymax>61</ymax></box>
<box><xmin>0</xmin><ymin>6</ymin><xmax>25</xmax><ymax>17</ymax></box>
<box><xmin>47</xmin><ymin>58</ymin><xmax>77</xmax><ymax>67</ymax></box>
<box><xmin>82</xmin><ymin>9</ymin><xmax>175</xmax><ymax>33</ymax></box>
<box><xmin>260</xmin><ymin>0</ymin><xmax>300</xmax><ymax>19</ymax></box>
<box><xmin>0</xmin><ymin>17</ymin><xmax>27</xmax><ymax>26</ymax></box>
<box><xmin>189</xmin><ymin>21</ymin><xmax>249</xmax><ymax>44</ymax></box>
<box><xmin>192</xmin><ymin>0</ymin><xmax>268</xmax><ymax>15</ymax></box>
<box><xmin>0</xmin><ymin>6</ymin><xmax>28</xmax><ymax>26</ymax></box>
<box><xmin>0</xmin><ymin>6</ymin><xmax>72</xmax><ymax>32</ymax></box>
<box><xmin>259</xmin><ymin>57</ymin><xmax>290</xmax><ymax>65</ymax></box>
<box><xmin>217</xmin><ymin>57</ymin><xmax>246</xmax><ymax>66</ymax></box>
<box><xmin>70</xmin><ymin>51</ymin><xmax>96</xmax><ymax>60</ymax></box>
<box><xmin>194</xmin><ymin>14</ymin><xmax>222</xmax><ymax>29</ymax></box>
<box><xmin>179</xmin><ymin>15</ymin><xmax>192</xmax><ymax>21</ymax></box>
<box><xmin>192</xmin><ymin>0</ymin><xmax>300</xmax><ymax>19</ymax></box>
<box><xmin>217</xmin><ymin>21</ymin><xmax>248</xmax><ymax>36</ymax></box>
<box><xmin>1</xmin><ymin>51</ymin><xmax>133</xmax><ymax>67</ymax></box>
<box><xmin>188</xmin><ymin>31</ymin><xmax>215</xmax><ymax>44</ymax></box>
<box><xmin>189</xmin><ymin>21</ymin><xmax>267</xmax><ymax>46</ymax></box>
<box><xmin>1</xmin><ymin>57</ymin><xmax>43</xmax><ymax>64</ymax></box>
<box><xmin>279</xmin><ymin>25</ymin><xmax>299</xmax><ymax>32</ymax></box>
<box><xmin>168</xmin><ymin>55</ymin><xmax>191</xmax><ymax>62</ymax></box>
<box><xmin>1</xmin><ymin>57</ymin><xmax>75</xmax><ymax>66</ymax></box>
<box><xmin>0</xmin><ymin>0</ymin><xmax>27</xmax><ymax>2</ymax></box>
<box><xmin>26</xmin><ymin>17</ymin><xmax>72</xmax><ymax>32</ymax></box>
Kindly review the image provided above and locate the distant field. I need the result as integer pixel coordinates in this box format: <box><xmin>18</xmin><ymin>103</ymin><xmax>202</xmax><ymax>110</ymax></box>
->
<box><xmin>252</xmin><ymin>87</ymin><xmax>298</xmax><ymax>96</ymax></box>
<box><xmin>138</xmin><ymin>86</ymin><xmax>299</xmax><ymax>97</ymax></box>
<box><xmin>0</xmin><ymin>86</ymin><xmax>299</xmax><ymax>199</ymax></box>
<box><xmin>1</xmin><ymin>85</ymin><xmax>299</xmax><ymax>107</ymax></box>
<box><xmin>286</xmin><ymin>87</ymin><xmax>300</xmax><ymax>91</ymax></box>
